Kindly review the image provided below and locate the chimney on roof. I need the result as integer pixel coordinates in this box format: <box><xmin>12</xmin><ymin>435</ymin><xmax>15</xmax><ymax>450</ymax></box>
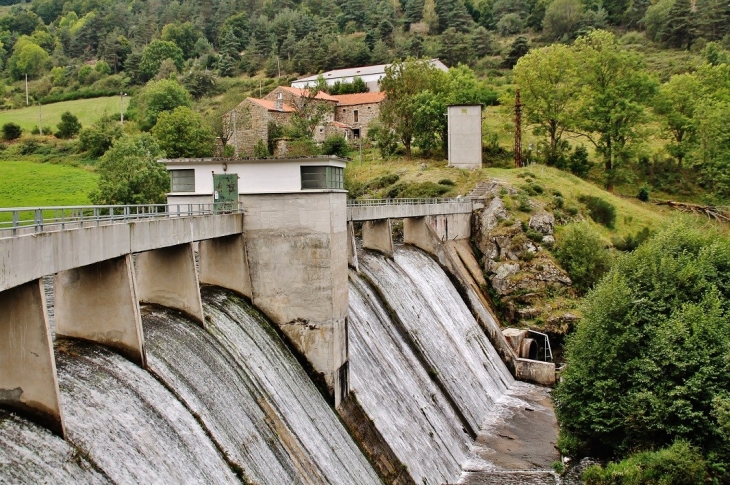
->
<box><xmin>275</xmin><ymin>92</ymin><xmax>283</xmax><ymax>111</ymax></box>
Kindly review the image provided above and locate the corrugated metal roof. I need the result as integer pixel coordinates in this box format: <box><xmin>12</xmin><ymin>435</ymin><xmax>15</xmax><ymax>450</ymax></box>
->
<box><xmin>292</xmin><ymin>59</ymin><xmax>449</xmax><ymax>86</ymax></box>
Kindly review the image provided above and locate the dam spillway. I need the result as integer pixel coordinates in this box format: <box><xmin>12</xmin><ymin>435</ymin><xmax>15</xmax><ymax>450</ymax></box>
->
<box><xmin>1</xmin><ymin>244</ymin><xmax>557</xmax><ymax>484</ymax></box>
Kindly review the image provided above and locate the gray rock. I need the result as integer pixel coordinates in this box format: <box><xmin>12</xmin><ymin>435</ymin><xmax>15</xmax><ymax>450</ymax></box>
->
<box><xmin>481</xmin><ymin>197</ymin><xmax>509</xmax><ymax>231</ymax></box>
<box><xmin>529</xmin><ymin>212</ymin><xmax>555</xmax><ymax>236</ymax></box>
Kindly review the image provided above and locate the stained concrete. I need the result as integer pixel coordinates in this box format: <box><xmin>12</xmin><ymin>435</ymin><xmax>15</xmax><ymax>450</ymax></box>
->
<box><xmin>55</xmin><ymin>255</ymin><xmax>146</xmax><ymax>366</ymax></box>
<box><xmin>0</xmin><ymin>280</ymin><xmax>65</xmax><ymax>437</ymax></box>
<box><xmin>0</xmin><ymin>213</ymin><xmax>243</xmax><ymax>292</ymax></box>
<box><xmin>362</xmin><ymin>219</ymin><xmax>394</xmax><ymax>257</ymax></box>
<box><xmin>136</xmin><ymin>243</ymin><xmax>205</xmax><ymax>325</ymax></box>
<box><xmin>240</xmin><ymin>192</ymin><xmax>348</xmax><ymax>406</ymax></box>
<box><xmin>199</xmin><ymin>234</ymin><xmax>252</xmax><ymax>299</ymax></box>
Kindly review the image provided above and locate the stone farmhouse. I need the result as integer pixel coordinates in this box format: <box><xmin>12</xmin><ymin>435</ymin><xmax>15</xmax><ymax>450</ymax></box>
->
<box><xmin>225</xmin><ymin>86</ymin><xmax>385</xmax><ymax>157</ymax></box>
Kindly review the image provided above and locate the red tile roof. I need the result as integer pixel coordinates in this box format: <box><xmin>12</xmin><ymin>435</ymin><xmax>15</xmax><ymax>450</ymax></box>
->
<box><xmin>247</xmin><ymin>97</ymin><xmax>295</xmax><ymax>112</ymax></box>
<box><xmin>331</xmin><ymin>92</ymin><xmax>386</xmax><ymax>106</ymax></box>
<box><xmin>279</xmin><ymin>86</ymin><xmax>340</xmax><ymax>102</ymax></box>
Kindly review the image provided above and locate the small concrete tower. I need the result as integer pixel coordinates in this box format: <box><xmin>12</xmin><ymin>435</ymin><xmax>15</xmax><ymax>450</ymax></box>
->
<box><xmin>447</xmin><ymin>105</ymin><xmax>482</xmax><ymax>170</ymax></box>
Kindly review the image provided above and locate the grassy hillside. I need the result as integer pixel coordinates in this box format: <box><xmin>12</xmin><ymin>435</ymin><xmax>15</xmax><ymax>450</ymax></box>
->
<box><xmin>0</xmin><ymin>160</ymin><xmax>97</xmax><ymax>208</ymax></box>
<box><xmin>0</xmin><ymin>96</ymin><xmax>122</xmax><ymax>133</ymax></box>
<box><xmin>345</xmin><ymin>155</ymin><xmax>676</xmax><ymax>242</ymax></box>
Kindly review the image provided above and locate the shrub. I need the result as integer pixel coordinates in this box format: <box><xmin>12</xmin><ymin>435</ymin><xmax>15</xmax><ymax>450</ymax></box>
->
<box><xmin>611</xmin><ymin>227</ymin><xmax>652</xmax><ymax>252</ymax></box>
<box><xmin>438</xmin><ymin>178</ymin><xmax>455</xmax><ymax>186</ymax></box>
<box><xmin>583</xmin><ymin>441</ymin><xmax>708</xmax><ymax>484</ymax></box>
<box><xmin>322</xmin><ymin>135</ymin><xmax>350</xmax><ymax>157</ymax></box>
<box><xmin>637</xmin><ymin>184</ymin><xmax>650</xmax><ymax>202</ymax></box>
<box><xmin>579</xmin><ymin>195</ymin><xmax>616</xmax><ymax>229</ymax></box>
<box><xmin>554</xmin><ymin>222</ymin><xmax>612</xmax><ymax>294</ymax></box>
<box><xmin>555</xmin><ymin>221</ymin><xmax>730</xmax><ymax>477</ymax></box>
<box><xmin>55</xmin><ymin>111</ymin><xmax>81</xmax><ymax>139</ymax></box>
<box><xmin>2</xmin><ymin>122</ymin><xmax>22</xmax><ymax>140</ymax></box>
<box><xmin>569</xmin><ymin>145</ymin><xmax>591</xmax><ymax>178</ymax></box>
<box><xmin>517</xmin><ymin>194</ymin><xmax>532</xmax><ymax>212</ymax></box>
<box><xmin>254</xmin><ymin>139</ymin><xmax>269</xmax><ymax>158</ymax></box>
<box><xmin>30</xmin><ymin>125</ymin><xmax>52</xmax><ymax>135</ymax></box>
<box><xmin>526</xmin><ymin>228</ymin><xmax>544</xmax><ymax>243</ymax></box>
<box><xmin>79</xmin><ymin>115</ymin><xmax>123</xmax><ymax>157</ymax></box>
<box><xmin>386</xmin><ymin>181</ymin><xmax>450</xmax><ymax>198</ymax></box>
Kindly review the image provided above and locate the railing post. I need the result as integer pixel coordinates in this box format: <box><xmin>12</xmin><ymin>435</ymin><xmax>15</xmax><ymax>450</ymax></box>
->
<box><xmin>34</xmin><ymin>209</ymin><xmax>42</xmax><ymax>233</ymax></box>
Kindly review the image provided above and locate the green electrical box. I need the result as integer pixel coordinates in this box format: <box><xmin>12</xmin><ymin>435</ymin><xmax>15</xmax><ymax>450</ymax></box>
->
<box><xmin>213</xmin><ymin>174</ymin><xmax>238</xmax><ymax>212</ymax></box>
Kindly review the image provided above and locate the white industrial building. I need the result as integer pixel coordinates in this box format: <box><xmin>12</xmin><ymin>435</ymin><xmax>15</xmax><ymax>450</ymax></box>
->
<box><xmin>160</xmin><ymin>156</ymin><xmax>348</xmax><ymax>207</ymax></box>
<box><xmin>291</xmin><ymin>59</ymin><xmax>448</xmax><ymax>92</ymax></box>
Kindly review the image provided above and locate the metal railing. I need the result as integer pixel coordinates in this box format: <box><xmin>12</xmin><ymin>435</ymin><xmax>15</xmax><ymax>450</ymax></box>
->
<box><xmin>0</xmin><ymin>202</ymin><xmax>242</xmax><ymax>237</ymax></box>
<box><xmin>347</xmin><ymin>197</ymin><xmax>472</xmax><ymax>207</ymax></box>
<box><xmin>527</xmin><ymin>329</ymin><xmax>553</xmax><ymax>362</ymax></box>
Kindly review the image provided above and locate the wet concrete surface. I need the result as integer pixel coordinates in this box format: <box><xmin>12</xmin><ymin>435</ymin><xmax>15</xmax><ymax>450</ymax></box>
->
<box><xmin>455</xmin><ymin>382</ymin><xmax>561</xmax><ymax>485</ymax></box>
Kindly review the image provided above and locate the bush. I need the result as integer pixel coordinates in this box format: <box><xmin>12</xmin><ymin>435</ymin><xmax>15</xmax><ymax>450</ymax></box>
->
<box><xmin>322</xmin><ymin>135</ymin><xmax>350</xmax><ymax>157</ymax></box>
<box><xmin>79</xmin><ymin>115</ymin><xmax>123</xmax><ymax>157</ymax></box>
<box><xmin>555</xmin><ymin>221</ymin><xmax>730</xmax><ymax>479</ymax></box>
<box><xmin>2</xmin><ymin>122</ymin><xmax>22</xmax><ymax>140</ymax></box>
<box><xmin>637</xmin><ymin>184</ymin><xmax>650</xmax><ymax>202</ymax></box>
<box><xmin>554</xmin><ymin>222</ymin><xmax>612</xmax><ymax>294</ymax></box>
<box><xmin>611</xmin><ymin>227</ymin><xmax>652</xmax><ymax>252</ymax></box>
<box><xmin>583</xmin><ymin>441</ymin><xmax>709</xmax><ymax>485</ymax></box>
<box><xmin>569</xmin><ymin>145</ymin><xmax>591</xmax><ymax>178</ymax></box>
<box><xmin>386</xmin><ymin>181</ymin><xmax>450</xmax><ymax>198</ymax></box>
<box><xmin>30</xmin><ymin>125</ymin><xmax>53</xmax><ymax>135</ymax></box>
<box><xmin>438</xmin><ymin>178</ymin><xmax>455</xmax><ymax>186</ymax></box>
<box><xmin>55</xmin><ymin>111</ymin><xmax>81</xmax><ymax>139</ymax></box>
<box><xmin>579</xmin><ymin>195</ymin><xmax>617</xmax><ymax>229</ymax></box>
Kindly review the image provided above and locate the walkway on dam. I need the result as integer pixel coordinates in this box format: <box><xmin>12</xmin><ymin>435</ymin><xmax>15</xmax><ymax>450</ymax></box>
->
<box><xmin>347</xmin><ymin>198</ymin><xmax>473</xmax><ymax>221</ymax></box>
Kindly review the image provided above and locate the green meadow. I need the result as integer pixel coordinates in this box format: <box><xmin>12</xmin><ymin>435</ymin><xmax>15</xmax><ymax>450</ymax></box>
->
<box><xmin>0</xmin><ymin>96</ymin><xmax>122</xmax><ymax>133</ymax></box>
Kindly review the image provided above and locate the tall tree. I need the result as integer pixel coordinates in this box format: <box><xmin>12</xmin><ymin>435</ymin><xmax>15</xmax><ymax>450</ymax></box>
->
<box><xmin>152</xmin><ymin>106</ymin><xmax>215</xmax><ymax>158</ymax></box>
<box><xmin>571</xmin><ymin>30</ymin><xmax>656</xmax><ymax>190</ymax></box>
<box><xmin>513</xmin><ymin>43</ymin><xmax>579</xmax><ymax>153</ymax></box>
<box><xmin>89</xmin><ymin>134</ymin><xmax>168</xmax><ymax>205</ymax></box>
<box><xmin>380</xmin><ymin>58</ymin><xmax>447</xmax><ymax>158</ymax></box>
<box><xmin>661</xmin><ymin>0</ymin><xmax>697</xmax><ymax>49</ymax></box>
<box><xmin>653</xmin><ymin>73</ymin><xmax>700</xmax><ymax>167</ymax></box>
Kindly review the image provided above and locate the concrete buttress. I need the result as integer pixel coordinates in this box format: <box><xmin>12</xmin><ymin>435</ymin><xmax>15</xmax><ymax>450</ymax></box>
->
<box><xmin>55</xmin><ymin>255</ymin><xmax>146</xmax><ymax>367</ymax></box>
<box><xmin>199</xmin><ymin>235</ymin><xmax>253</xmax><ymax>299</ymax></box>
<box><xmin>347</xmin><ymin>222</ymin><xmax>359</xmax><ymax>272</ymax></box>
<box><xmin>0</xmin><ymin>280</ymin><xmax>65</xmax><ymax>437</ymax></box>
<box><xmin>135</xmin><ymin>243</ymin><xmax>205</xmax><ymax>325</ymax></box>
<box><xmin>240</xmin><ymin>192</ymin><xmax>349</xmax><ymax>407</ymax></box>
<box><xmin>362</xmin><ymin>219</ymin><xmax>394</xmax><ymax>257</ymax></box>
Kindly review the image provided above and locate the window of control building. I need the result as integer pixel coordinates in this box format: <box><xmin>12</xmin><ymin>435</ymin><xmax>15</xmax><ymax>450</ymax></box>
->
<box><xmin>301</xmin><ymin>166</ymin><xmax>344</xmax><ymax>189</ymax></box>
<box><xmin>170</xmin><ymin>169</ymin><xmax>195</xmax><ymax>192</ymax></box>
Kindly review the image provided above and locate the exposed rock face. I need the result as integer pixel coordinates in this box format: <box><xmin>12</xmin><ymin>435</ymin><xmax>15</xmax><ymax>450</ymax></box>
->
<box><xmin>472</xmin><ymin>190</ymin><xmax>575</xmax><ymax>332</ymax></box>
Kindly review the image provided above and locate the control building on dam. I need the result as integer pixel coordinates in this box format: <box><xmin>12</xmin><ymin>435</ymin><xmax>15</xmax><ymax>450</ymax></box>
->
<box><xmin>0</xmin><ymin>155</ymin><xmax>557</xmax><ymax>483</ymax></box>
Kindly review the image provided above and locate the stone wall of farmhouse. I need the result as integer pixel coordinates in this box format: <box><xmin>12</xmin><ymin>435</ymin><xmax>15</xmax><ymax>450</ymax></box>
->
<box><xmin>335</xmin><ymin>102</ymin><xmax>381</xmax><ymax>138</ymax></box>
<box><xmin>227</xmin><ymin>100</ymin><xmax>293</xmax><ymax>156</ymax></box>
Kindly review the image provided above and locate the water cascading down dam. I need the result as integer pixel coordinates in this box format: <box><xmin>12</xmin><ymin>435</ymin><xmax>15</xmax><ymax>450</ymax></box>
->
<box><xmin>1</xmin><ymin>156</ymin><xmax>558</xmax><ymax>484</ymax></box>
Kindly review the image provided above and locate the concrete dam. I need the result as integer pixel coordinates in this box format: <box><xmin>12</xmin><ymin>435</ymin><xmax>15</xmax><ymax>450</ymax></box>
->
<box><xmin>0</xmin><ymin>156</ymin><xmax>558</xmax><ymax>484</ymax></box>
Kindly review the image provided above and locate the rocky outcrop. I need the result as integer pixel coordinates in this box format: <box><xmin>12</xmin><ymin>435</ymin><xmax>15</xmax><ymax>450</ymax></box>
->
<box><xmin>471</xmin><ymin>186</ymin><xmax>577</xmax><ymax>334</ymax></box>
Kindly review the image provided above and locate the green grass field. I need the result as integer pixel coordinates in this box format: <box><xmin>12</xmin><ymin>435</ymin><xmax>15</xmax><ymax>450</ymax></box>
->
<box><xmin>0</xmin><ymin>96</ymin><xmax>122</xmax><ymax>133</ymax></box>
<box><xmin>0</xmin><ymin>160</ymin><xmax>98</xmax><ymax>209</ymax></box>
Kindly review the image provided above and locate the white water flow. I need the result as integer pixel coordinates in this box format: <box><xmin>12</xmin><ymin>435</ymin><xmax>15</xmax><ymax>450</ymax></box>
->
<box><xmin>144</xmin><ymin>287</ymin><xmax>381</xmax><ymax>485</ymax></box>
<box><xmin>55</xmin><ymin>341</ymin><xmax>240</xmax><ymax>484</ymax></box>
<box><xmin>350</xmin><ymin>247</ymin><xmax>515</xmax><ymax>481</ymax></box>
<box><xmin>0</xmin><ymin>410</ymin><xmax>110</xmax><ymax>484</ymax></box>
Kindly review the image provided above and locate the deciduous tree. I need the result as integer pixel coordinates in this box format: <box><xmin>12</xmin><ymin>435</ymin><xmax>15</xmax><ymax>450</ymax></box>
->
<box><xmin>90</xmin><ymin>134</ymin><xmax>168</xmax><ymax>205</ymax></box>
<box><xmin>152</xmin><ymin>106</ymin><xmax>215</xmax><ymax>158</ymax></box>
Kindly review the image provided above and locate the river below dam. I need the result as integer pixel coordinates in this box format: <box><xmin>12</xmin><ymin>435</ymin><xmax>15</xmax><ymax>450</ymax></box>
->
<box><xmin>1</xmin><ymin>245</ymin><xmax>560</xmax><ymax>484</ymax></box>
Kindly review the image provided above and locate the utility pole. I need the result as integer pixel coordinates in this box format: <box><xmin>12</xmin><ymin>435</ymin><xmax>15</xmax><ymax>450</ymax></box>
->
<box><xmin>232</xmin><ymin>110</ymin><xmax>238</xmax><ymax>158</ymax></box>
<box><xmin>25</xmin><ymin>74</ymin><xmax>29</xmax><ymax>106</ymax></box>
<box><xmin>514</xmin><ymin>89</ymin><xmax>523</xmax><ymax>168</ymax></box>
<box><xmin>38</xmin><ymin>102</ymin><xmax>42</xmax><ymax>135</ymax></box>
<box><xmin>359</xmin><ymin>133</ymin><xmax>363</xmax><ymax>166</ymax></box>
<box><xmin>277</xmin><ymin>57</ymin><xmax>281</xmax><ymax>79</ymax></box>
<box><xmin>120</xmin><ymin>92</ymin><xmax>127</xmax><ymax>124</ymax></box>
